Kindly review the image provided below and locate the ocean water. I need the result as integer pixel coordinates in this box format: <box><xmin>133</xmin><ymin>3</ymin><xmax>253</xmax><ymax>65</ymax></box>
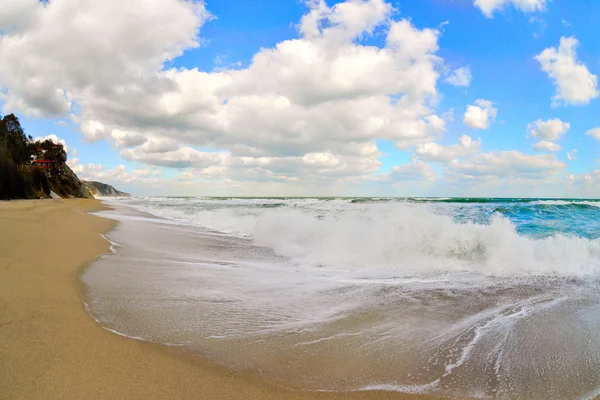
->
<box><xmin>83</xmin><ymin>197</ymin><xmax>600</xmax><ymax>399</ymax></box>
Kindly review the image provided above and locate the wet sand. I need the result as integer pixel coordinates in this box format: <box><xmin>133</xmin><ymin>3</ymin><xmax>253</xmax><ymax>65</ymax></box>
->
<box><xmin>0</xmin><ymin>199</ymin><xmax>437</xmax><ymax>400</ymax></box>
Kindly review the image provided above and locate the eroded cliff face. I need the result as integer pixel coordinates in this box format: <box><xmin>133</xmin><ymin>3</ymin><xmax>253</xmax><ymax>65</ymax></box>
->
<box><xmin>37</xmin><ymin>163</ymin><xmax>93</xmax><ymax>199</ymax></box>
<box><xmin>82</xmin><ymin>181</ymin><xmax>131</xmax><ymax>198</ymax></box>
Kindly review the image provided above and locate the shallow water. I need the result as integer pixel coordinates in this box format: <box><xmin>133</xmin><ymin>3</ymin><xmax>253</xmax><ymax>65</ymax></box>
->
<box><xmin>83</xmin><ymin>197</ymin><xmax>600</xmax><ymax>399</ymax></box>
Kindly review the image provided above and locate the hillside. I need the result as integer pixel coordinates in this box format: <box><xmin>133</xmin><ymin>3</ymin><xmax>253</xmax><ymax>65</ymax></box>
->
<box><xmin>0</xmin><ymin>113</ymin><xmax>92</xmax><ymax>200</ymax></box>
<box><xmin>0</xmin><ymin>113</ymin><xmax>131</xmax><ymax>200</ymax></box>
<box><xmin>83</xmin><ymin>181</ymin><xmax>131</xmax><ymax>198</ymax></box>
<box><xmin>51</xmin><ymin>163</ymin><xmax>93</xmax><ymax>198</ymax></box>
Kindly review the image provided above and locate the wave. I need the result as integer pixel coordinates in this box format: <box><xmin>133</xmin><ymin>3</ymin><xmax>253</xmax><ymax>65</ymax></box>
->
<box><xmin>532</xmin><ymin>200</ymin><xmax>600</xmax><ymax>208</ymax></box>
<box><xmin>250</xmin><ymin>205</ymin><xmax>600</xmax><ymax>276</ymax></box>
<box><xmin>114</xmin><ymin>198</ymin><xmax>600</xmax><ymax>277</ymax></box>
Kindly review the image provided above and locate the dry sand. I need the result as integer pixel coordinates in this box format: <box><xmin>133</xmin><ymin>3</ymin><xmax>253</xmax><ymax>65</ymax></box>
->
<box><xmin>0</xmin><ymin>199</ymin><xmax>439</xmax><ymax>400</ymax></box>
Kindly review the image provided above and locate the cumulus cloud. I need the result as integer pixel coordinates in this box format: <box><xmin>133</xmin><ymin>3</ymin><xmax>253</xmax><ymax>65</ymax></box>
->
<box><xmin>446</xmin><ymin>67</ymin><xmax>472</xmax><ymax>87</ymax></box>
<box><xmin>121</xmin><ymin>145</ymin><xmax>228</xmax><ymax>169</ymax></box>
<box><xmin>586</xmin><ymin>128</ymin><xmax>600</xmax><ymax>141</ymax></box>
<box><xmin>34</xmin><ymin>133</ymin><xmax>69</xmax><ymax>153</ymax></box>
<box><xmin>0</xmin><ymin>0</ymin><xmax>449</xmax><ymax>185</ymax></box>
<box><xmin>0</xmin><ymin>0</ymin><xmax>210</xmax><ymax>118</ymax></box>
<box><xmin>527</xmin><ymin>118</ymin><xmax>568</xmax><ymax>153</ymax></box>
<box><xmin>474</xmin><ymin>0</ymin><xmax>547</xmax><ymax>18</ymax></box>
<box><xmin>72</xmin><ymin>162</ymin><xmax>165</xmax><ymax>186</ymax></box>
<box><xmin>567</xmin><ymin>170</ymin><xmax>600</xmax><ymax>186</ymax></box>
<box><xmin>527</xmin><ymin>118</ymin><xmax>570</xmax><ymax>141</ymax></box>
<box><xmin>2</xmin><ymin>0</ymin><xmax>580</xmax><ymax>193</ymax></box>
<box><xmin>533</xmin><ymin>141</ymin><xmax>561</xmax><ymax>152</ymax></box>
<box><xmin>535</xmin><ymin>37</ymin><xmax>599</xmax><ymax>106</ymax></box>
<box><xmin>416</xmin><ymin>135</ymin><xmax>481</xmax><ymax>163</ymax></box>
<box><xmin>463</xmin><ymin>99</ymin><xmax>497</xmax><ymax>129</ymax></box>
<box><xmin>80</xmin><ymin>121</ymin><xmax>106</xmax><ymax>142</ymax></box>
<box><xmin>120</xmin><ymin>140</ymin><xmax>381</xmax><ymax>182</ymax></box>
<box><xmin>449</xmin><ymin>151</ymin><xmax>565</xmax><ymax>179</ymax></box>
<box><xmin>389</xmin><ymin>159</ymin><xmax>435</xmax><ymax>182</ymax></box>
<box><xmin>110</xmin><ymin>129</ymin><xmax>146</xmax><ymax>148</ymax></box>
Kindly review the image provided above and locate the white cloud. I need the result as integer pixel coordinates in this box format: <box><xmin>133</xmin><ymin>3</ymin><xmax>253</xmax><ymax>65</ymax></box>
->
<box><xmin>416</xmin><ymin>135</ymin><xmax>482</xmax><ymax>163</ymax></box>
<box><xmin>567</xmin><ymin>149</ymin><xmax>577</xmax><ymax>161</ymax></box>
<box><xmin>533</xmin><ymin>141</ymin><xmax>561</xmax><ymax>152</ymax></box>
<box><xmin>527</xmin><ymin>118</ymin><xmax>570</xmax><ymax>141</ymax></box>
<box><xmin>121</xmin><ymin>145</ymin><xmax>228</xmax><ymax>169</ymax></box>
<box><xmin>567</xmin><ymin>170</ymin><xmax>600</xmax><ymax>186</ymax></box>
<box><xmin>0</xmin><ymin>0</ymin><xmax>39</xmax><ymax>34</ymax></box>
<box><xmin>586</xmin><ymin>128</ymin><xmax>600</xmax><ymax>141</ymax></box>
<box><xmin>448</xmin><ymin>151</ymin><xmax>565</xmax><ymax>183</ymax></box>
<box><xmin>4</xmin><ymin>0</ymin><xmax>586</xmax><ymax>194</ymax></box>
<box><xmin>446</xmin><ymin>67</ymin><xmax>472</xmax><ymax>87</ymax></box>
<box><xmin>474</xmin><ymin>0</ymin><xmax>547</xmax><ymax>18</ymax></box>
<box><xmin>110</xmin><ymin>129</ymin><xmax>146</xmax><ymax>148</ymax></box>
<box><xmin>34</xmin><ymin>133</ymin><xmax>69</xmax><ymax>153</ymax></box>
<box><xmin>73</xmin><ymin>163</ymin><xmax>165</xmax><ymax>186</ymax></box>
<box><xmin>535</xmin><ymin>37</ymin><xmax>599</xmax><ymax>106</ymax></box>
<box><xmin>463</xmin><ymin>99</ymin><xmax>497</xmax><ymax>129</ymax></box>
<box><xmin>120</xmin><ymin>140</ymin><xmax>382</xmax><ymax>182</ymax></box>
<box><xmin>0</xmin><ymin>0</ymin><xmax>210</xmax><ymax>118</ymax></box>
<box><xmin>389</xmin><ymin>159</ymin><xmax>434</xmax><ymax>182</ymax></box>
<box><xmin>80</xmin><ymin>121</ymin><xmax>106</xmax><ymax>141</ymax></box>
<box><xmin>0</xmin><ymin>0</ymin><xmax>450</xmax><ymax>185</ymax></box>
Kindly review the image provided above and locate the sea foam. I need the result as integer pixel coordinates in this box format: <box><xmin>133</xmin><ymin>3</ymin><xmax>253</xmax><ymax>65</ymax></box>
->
<box><xmin>106</xmin><ymin>198</ymin><xmax>600</xmax><ymax>277</ymax></box>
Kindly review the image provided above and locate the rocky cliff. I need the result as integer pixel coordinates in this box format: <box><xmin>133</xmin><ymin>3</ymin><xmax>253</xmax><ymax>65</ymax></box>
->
<box><xmin>46</xmin><ymin>163</ymin><xmax>93</xmax><ymax>199</ymax></box>
<box><xmin>83</xmin><ymin>181</ymin><xmax>131</xmax><ymax>198</ymax></box>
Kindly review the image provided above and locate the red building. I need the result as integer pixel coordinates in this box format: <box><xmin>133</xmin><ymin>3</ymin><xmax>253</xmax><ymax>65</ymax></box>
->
<box><xmin>31</xmin><ymin>160</ymin><xmax>52</xmax><ymax>169</ymax></box>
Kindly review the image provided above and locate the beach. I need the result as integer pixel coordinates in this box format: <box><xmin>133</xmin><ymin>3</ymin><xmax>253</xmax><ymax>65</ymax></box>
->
<box><xmin>0</xmin><ymin>199</ymin><xmax>435</xmax><ymax>400</ymax></box>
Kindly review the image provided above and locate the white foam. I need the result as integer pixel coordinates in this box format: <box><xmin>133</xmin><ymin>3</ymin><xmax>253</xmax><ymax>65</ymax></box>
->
<box><xmin>99</xmin><ymin>233</ymin><xmax>120</xmax><ymax>254</ymax></box>
<box><xmin>533</xmin><ymin>200</ymin><xmax>600</xmax><ymax>208</ymax></box>
<box><xmin>106</xmin><ymin>199</ymin><xmax>600</xmax><ymax>277</ymax></box>
<box><xmin>358</xmin><ymin>380</ymin><xmax>440</xmax><ymax>394</ymax></box>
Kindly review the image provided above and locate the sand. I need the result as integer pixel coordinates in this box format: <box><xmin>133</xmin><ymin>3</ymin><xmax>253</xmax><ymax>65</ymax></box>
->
<box><xmin>0</xmin><ymin>199</ymin><xmax>438</xmax><ymax>400</ymax></box>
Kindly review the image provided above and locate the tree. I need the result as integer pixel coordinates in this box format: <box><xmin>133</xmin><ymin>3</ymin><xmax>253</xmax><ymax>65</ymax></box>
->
<box><xmin>34</xmin><ymin>139</ymin><xmax>67</xmax><ymax>175</ymax></box>
<box><xmin>0</xmin><ymin>114</ymin><xmax>28</xmax><ymax>165</ymax></box>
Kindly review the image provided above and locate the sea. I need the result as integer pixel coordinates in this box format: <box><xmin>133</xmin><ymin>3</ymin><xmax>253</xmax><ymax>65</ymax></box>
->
<box><xmin>82</xmin><ymin>197</ymin><xmax>600</xmax><ymax>399</ymax></box>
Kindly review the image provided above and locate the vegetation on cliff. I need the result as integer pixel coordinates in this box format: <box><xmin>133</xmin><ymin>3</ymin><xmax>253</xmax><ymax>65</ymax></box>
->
<box><xmin>0</xmin><ymin>114</ymin><xmax>90</xmax><ymax>200</ymax></box>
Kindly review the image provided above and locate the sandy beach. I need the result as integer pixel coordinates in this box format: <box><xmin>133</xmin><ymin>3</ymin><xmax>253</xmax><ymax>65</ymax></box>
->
<box><xmin>0</xmin><ymin>199</ymin><xmax>437</xmax><ymax>400</ymax></box>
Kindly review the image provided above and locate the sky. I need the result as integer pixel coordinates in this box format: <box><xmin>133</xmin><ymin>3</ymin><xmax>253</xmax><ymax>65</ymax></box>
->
<box><xmin>1</xmin><ymin>0</ymin><xmax>599</xmax><ymax>197</ymax></box>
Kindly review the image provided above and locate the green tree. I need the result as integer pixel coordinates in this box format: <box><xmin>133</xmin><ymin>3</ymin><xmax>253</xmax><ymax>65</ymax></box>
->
<box><xmin>0</xmin><ymin>114</ymin><xmax>28</xmax><ymax>165</ymax></box>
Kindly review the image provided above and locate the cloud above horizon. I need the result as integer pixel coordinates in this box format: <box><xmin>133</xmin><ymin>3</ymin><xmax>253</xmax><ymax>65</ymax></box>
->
<box><xmin>0</xmin><ymin>0</ymin><xmax>448</xmax><ymax>184</ymax></box>
<box><xmin>0</xmin><ymin>0</ymin><xmax>599</xmax><ymax>197</ymax></box>
<box><xmin>535</xmin><ymin>37</ymin><xmax>599</xmax><ymax>106</ymax></box>
<box><xmin>463</xmin><ymin>99</ymin><xmax>497</xmax><ymax>129</ymax></box>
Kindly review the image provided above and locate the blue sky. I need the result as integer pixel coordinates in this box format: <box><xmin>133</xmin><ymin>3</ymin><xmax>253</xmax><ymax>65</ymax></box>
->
<box><xmin>1</xmin><ymin>0</ymin><xmax>599</xmax><ymax>197</ymax></box>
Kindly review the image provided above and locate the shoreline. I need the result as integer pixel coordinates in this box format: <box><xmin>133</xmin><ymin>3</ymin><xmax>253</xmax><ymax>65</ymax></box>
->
<box><xmin>0</xmin><ymin>199</ymin><xmax>438</xmax><ymax>400</ymax></box>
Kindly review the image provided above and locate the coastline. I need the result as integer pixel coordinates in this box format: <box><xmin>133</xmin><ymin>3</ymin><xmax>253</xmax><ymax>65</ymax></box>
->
<box><xmin>0</xmin><ymin>199</ymin><xmax>437</xmax><ymax>400</ymax></box>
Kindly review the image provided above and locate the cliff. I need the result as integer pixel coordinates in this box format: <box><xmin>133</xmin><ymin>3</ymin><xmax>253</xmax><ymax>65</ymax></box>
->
<box><xmin>0</xmin><ymin>112</ymin><xmax>125</xmax><ymax>200</ymax></box>
<box><xmin>56</xmin><ymin>164</ymin><xmax>94</xmax><ymax>198</ymax></box>
<box><xmin>83</xmin><ymin>181</ymin><xmax>131</xmax><ymax>198</ymax></box>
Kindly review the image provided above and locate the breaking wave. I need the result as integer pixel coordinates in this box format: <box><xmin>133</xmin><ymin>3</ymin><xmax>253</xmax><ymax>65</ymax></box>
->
<box><xmin>109</xmin><ymin>198</ymin><xmax>600</xmax><ymax>277</ymax></box>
